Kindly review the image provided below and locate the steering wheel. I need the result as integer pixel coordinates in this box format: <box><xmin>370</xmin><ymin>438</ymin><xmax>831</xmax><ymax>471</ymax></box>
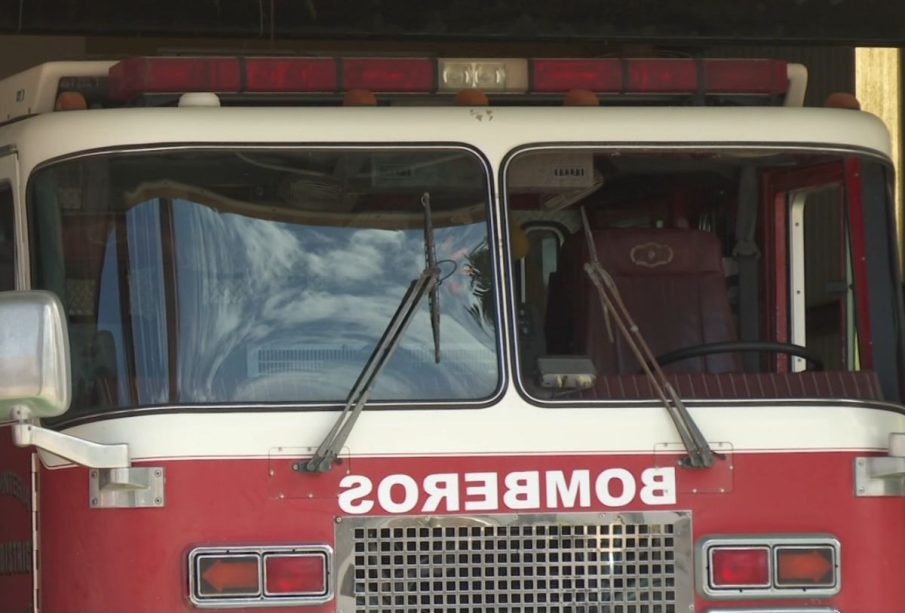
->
<box><xmin>654</xmin><ymin>341</ymin><xmax>825</xmax><ymax>371</ymax></box>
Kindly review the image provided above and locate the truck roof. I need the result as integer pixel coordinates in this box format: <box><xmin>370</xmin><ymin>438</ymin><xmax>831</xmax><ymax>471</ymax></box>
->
<box><xmin>1</xmin><ymin>57</ymin><xmax>806</xmax><ymax>119</ymax></box>
<box><xmin>5</xmin><ymin>105</ymin><xmax>892</xmax><ymax>177</ymax></box>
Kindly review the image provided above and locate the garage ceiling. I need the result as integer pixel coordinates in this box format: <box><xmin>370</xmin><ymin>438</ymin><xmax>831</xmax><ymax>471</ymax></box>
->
<box><xmin>0</xmin><ymin>0</ymin><xmax>903</xmax><ymax>45</ymax></box>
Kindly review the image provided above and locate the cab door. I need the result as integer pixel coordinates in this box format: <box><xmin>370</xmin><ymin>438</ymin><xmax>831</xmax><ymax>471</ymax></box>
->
<box><xmin>0</xmin><ymin>150</ymin><xmax>36</xmax><ymax>613</ymax></box>
<box><xmin>759</xmin><ymin>157</ymin><xmax>898</xmax><ymax>391</ymax></box>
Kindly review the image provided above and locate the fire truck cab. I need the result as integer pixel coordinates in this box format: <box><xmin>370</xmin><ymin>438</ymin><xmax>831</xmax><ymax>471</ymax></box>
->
<box><xmin>1</xmin><ymin>56</ymin><xmax>904</xmax><ymax>612</ymax></box>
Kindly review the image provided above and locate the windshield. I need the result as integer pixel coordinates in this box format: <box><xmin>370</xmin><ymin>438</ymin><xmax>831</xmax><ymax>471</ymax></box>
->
<box><xmin>506</xmin><ymin>148</ymin><xmax>904</xmax><ymax>403</ymax></box>
<box><xmin>30</xmin><ymin>148</ymin><xmax>500</xmax><ymax>416</ymax></box>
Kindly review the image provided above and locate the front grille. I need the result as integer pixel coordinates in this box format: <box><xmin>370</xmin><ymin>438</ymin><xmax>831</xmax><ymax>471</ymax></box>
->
<box><xmin>335</xmin><ymin>512</ymin><xmax>692</xmax><ymax>613</ymax></box>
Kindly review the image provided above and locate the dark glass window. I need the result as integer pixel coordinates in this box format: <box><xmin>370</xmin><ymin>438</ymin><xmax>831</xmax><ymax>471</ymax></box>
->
<box><xmin>31</xmin><ymin>148</ymin><xmax>499</xmax><ymax>414</ymax></box>
<box><xmin>0</xmin><ymin>183</ymin><xmax>13</xmax><ymax>290</ymax></box>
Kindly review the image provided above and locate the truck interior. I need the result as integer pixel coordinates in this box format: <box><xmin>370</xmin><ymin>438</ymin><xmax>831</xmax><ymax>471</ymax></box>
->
<box><xmin>507</xmin><ymin>148</ymin><xmax>905</xmax><ymax>403</ymax></box>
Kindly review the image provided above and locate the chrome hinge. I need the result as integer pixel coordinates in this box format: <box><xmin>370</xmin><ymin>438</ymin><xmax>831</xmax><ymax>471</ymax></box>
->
<box><xmin>7</xmin><ymin>406</ymin><xmax>165</xmax><ymax>509</ymax></box>
<box><xmin>854</xmin><ymin>432</ymin><xmax>905</xmax><ymax>497</ymax></box>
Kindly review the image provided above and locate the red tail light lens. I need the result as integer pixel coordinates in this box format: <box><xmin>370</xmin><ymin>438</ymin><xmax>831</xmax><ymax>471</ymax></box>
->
<box><xmin>531</xmin><ymin>58</ymin><xmax>789</xmax><ymax>96</ymax></box>
<box><xmin>626</xmin><ymin>59</ymin><xmax>697</xmax><ymax>93</ymax></box>
<box><xmin>704</xmin><ymin>59</ymin><xmax>789</xmax><ymax>94</ymax></box>
<box><xmin>775</xmin><ymin>546</ymin><xmax>836</xmax><ymax>587</ymax></box>
<box><xmin>244</xmin><ymin>58</ymin><xmax>337</xmax><ymax>93</ymax></box>
<box><xmin>108</xmin><ymin>57</ymin><xmax>241</xmax><ymax>101</ymax></box>
<box><xmin>342</xmin><ymin>58</ymin><xmax>435</xmax><ymax>92</ymax></box>
<box><xmin>709</xmin><ymin>547</ymin><xmax>770</xmax><ymax>588</ymax></box>
<box><xmin>531</xmin><ymin>59</ymin><xmax>622</xmax><ymax>93</ymax></box>
<box><xmin>264</xmin><ymin>553</ymin><xmax>328</xmax><ymax>596</ymax></box>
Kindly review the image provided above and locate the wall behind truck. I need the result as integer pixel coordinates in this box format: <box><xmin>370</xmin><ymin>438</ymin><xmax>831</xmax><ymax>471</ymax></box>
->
<box><xmin>0</xmin><ymin>34</ymin><xmax>85</xmax><ymax>79</ymax></box>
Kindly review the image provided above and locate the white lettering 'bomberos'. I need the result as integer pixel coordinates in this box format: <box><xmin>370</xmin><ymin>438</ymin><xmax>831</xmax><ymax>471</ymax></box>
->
<box><xmin>337</xmin><ymin>467</ymin><xmax>676</xmax><ymax>515</ymax></box>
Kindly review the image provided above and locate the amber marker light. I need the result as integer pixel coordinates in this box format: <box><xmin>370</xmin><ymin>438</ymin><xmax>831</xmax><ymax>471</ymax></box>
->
<box><xmin>775</xmin><ymin>546</ymin><xmax>836</xmax><ymax>587</ymax></box>
<box><xmin>196</xmin><ymin>554</ymin><xmax>261</xmax><ymax>597</ymax></box>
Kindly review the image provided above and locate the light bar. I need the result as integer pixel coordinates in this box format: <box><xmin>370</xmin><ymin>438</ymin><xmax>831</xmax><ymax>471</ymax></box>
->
<box><xmin>696</xmin><ymin>535</ymin><xmax>840</xmax><ymax>600</ymax></box>
<box><xmin>189</xmin><ymin>545</ymin><xmax>333</xmax><ymax>608</ymax></box>
<box><xmin>531</xmin><ymin>58</ymin><xmax>789</xmax><ymax>96</ymax></box>
<box><xmin>106</xmin><ymin>56</ymin><xmax>792</xmax><ymax>102</ymax></box>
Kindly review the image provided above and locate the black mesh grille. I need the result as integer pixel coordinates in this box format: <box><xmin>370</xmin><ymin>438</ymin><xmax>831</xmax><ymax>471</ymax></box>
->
<box><xmin>336</xmin><ymin>513</ymin><xmax>692</xmax><ymax>613</ymax></box>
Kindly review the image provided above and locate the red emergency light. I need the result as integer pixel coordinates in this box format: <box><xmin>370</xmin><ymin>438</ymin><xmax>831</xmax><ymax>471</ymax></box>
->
<box><xmin>106</xmin><ymin>56</ymin><xmax>791</xmax><ymax>103</ymax></box>
<box><xmin>342</xmin><ymin>57</ymin><xmax>435</xmax><ymax>92</ymax></box>
<box><xmin>532</xmin><ymin>58</ymin><xmax>788</xmax><ymax>94</ymax></box>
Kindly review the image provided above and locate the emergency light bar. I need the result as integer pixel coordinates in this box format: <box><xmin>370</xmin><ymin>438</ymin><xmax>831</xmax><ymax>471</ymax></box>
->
<box><xmin>106</xmin><ymin>56</ymin><xmax>794</xmax><ymax>102</ymax></box>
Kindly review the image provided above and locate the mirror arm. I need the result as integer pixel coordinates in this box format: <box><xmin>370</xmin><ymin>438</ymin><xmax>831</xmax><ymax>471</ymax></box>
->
<box><xmin>6</xmin><ymin>406</ymin><xmax>165</xmax><ymax>509</ymax></box>
<box><xmin>9</xmin><ymin>406</ymin><xmax>129</xmax><ymax>469</ymax></box>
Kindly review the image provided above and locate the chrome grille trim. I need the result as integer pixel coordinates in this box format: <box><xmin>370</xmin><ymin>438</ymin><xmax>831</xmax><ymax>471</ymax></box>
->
<box><xmin>335</xmin><ymin>512</ymin><xmax>692</xmax><ymax>613</ymax></box>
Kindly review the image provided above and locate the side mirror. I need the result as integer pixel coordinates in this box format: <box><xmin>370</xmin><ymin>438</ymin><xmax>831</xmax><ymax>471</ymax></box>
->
<box><xmin>0</xmin><ymin>290</ymin><xmax>70</xmax><ymax>419</ymax></box>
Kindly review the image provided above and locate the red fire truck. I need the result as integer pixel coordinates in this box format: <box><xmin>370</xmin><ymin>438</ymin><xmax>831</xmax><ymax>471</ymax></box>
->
<box><xmin>1</xmin><ymin>55</ymin><xmax>903</xmax><ymax>613</ymax></box>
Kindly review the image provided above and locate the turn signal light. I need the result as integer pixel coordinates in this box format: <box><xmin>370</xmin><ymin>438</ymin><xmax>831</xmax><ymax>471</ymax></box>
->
<box><xmin>775</xmin><ymin>546</ymin><xmax>836</xmax><ymax>587</ymax></box>
<box><xmin>189</xmin><ymin>545</ymin><xmax>333</xmax><ymax>607</ymax></box>
<box><xmin>698</xmin><ymin>535</ymin><xmax>840</xmax><ymax>599</ymax></box>
<box><xmin>197</xmin><ymin>554</ymin><xmax>260</xmax><ymax>597</ymax></box>
<box><xmin>710</xmin><ymin>547</ymin><xmax>770</xmax><ymax>587</ymax></box>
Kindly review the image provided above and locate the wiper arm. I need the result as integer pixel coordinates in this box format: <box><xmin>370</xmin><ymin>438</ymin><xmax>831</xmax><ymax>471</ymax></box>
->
<box><xmin>580</xmin><ymin>209</ymin><xmax>715</xmax><ymax>469</ymax></box>
<box><xmin>303</xmin><ymin>192</ymin><xmax>441</xmax><ymax>473</ymax></box>
<box><xmin>422</xmin><ymin>192</ymin><xmax>441</xmax><ymax>363</ymax></box>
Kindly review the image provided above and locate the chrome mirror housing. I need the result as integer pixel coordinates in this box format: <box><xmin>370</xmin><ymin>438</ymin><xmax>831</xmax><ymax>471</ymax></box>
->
<box><xmin>0</xmin><ymin>290</ymin><xmax>70</xmax><ymax>419</ymax></box>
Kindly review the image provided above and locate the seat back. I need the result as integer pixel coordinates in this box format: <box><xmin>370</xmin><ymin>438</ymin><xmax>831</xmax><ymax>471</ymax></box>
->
<box><xmin>546</xmin><ymin>227</ymin><xmax>739</xmax><ymax>375</ymax></box>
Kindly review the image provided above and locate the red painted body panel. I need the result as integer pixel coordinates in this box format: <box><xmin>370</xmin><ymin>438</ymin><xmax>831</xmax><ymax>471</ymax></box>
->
<box><xmin>0</xmin><ymin>445</ymin><xmax>33</xmax><ymax>613</ymax></box>
<box><xmin>37</xmin><ymin>451</ymin><xmax>905</xmax><ymax>612</ymax></box>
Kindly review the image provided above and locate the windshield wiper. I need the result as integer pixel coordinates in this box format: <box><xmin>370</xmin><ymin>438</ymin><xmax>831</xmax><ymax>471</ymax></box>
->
<box><xmin>303</xmin><ymin>192</ymin><xmax>441</xmax><ymax>473</ymax></box>
<box><xmin>423</xmin><ymin>192</ymin><xmax>441</xmax><ymax>363</ymax></box>
<box><xmin>579</xmin><ymin>208</ymin><xmax>715</xmax><ymax>469</ymax></box>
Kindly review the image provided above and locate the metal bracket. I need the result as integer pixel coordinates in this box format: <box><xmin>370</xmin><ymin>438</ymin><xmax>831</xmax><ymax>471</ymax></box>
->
<box><xmin>11</xmin><ymin>422</ymin><xmax>129</xmax><ymax>468</ymax></box>
<box><xmin>854</xmin><ymin>432</ymin><xmax>905</xmax><ymax>497</ymax></box>
<box><xmin>89</xmin><ymin>467</ymin><xmax>165</xmax><ymax>509</ymax></box>
<box><xmin>7</xmin><ymin>406</ymin><xmax>165</xmax><ymax>509</ymax></box>
<box><xmin>854</xmin><ymin>456</ymin><xmax>905</xmax><ymax>497</ymax></box>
